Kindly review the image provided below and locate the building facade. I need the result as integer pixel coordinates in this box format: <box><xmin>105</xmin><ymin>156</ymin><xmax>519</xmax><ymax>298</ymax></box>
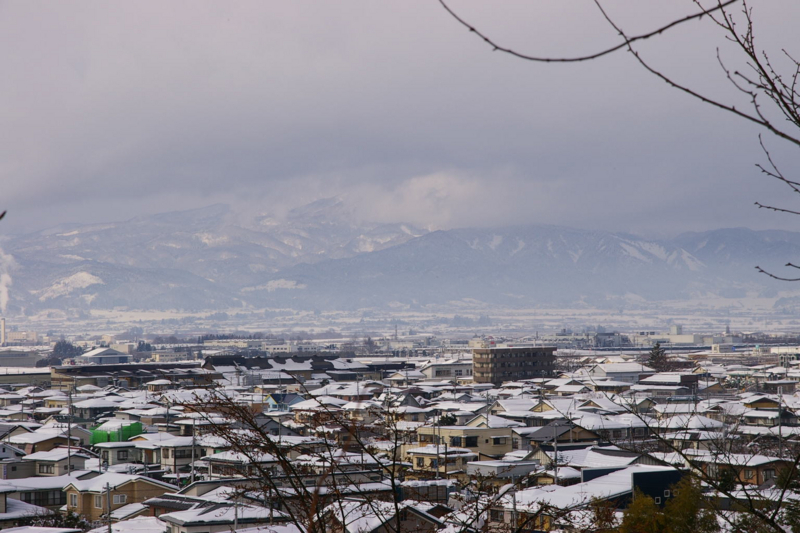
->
<box><xmin>472</xmin><ymin>346</ymin><xmax>556</xmax><ymax>385</ymax></box>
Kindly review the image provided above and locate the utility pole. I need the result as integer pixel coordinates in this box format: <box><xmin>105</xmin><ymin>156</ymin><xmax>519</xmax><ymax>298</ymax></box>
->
<box><xmin>190</xmin><ymin>418</ymin><xmax>196</xmax><ymax>484</ymax></box>
<box><xmin>67</xmin><ymin>388</ymin><xmax>73</xmax><ymax>475</ymax></box>
<box><xmin>269</xmin><ymin>486</ymin><xmax>274</xmax><ymax>525</ymax></box>
<box><xmin>553</xmin><ymin>422</ymin><xmax>559</xmax><ymax>485</ymax></box>
<box><xmin>444</xmin><ymin>440</ymin><xmax>448</xmax><ymax>479</ymax></box>
<box><xmin>106</xmin><ymin>483</ymin><xmax>112</xmax><ymax>533</ymax></box>
<box><xmin>511</xmin><ymin>475</ymin><xmax>518</xmax><ymax>528</ymax></box>
<box><xmin>779</xmin><ymin>386</ymin><xmax>784</xmax><ymax>458</ymax></box>
<box><xmin>435</xmin><ymin>412</ymin><xmax>441</xmax><ymax>480</ymax></box>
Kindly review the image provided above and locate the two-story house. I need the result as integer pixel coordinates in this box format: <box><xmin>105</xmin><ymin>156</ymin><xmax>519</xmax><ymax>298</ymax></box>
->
<box><xmin>64</xmin><ymin>472</ymin><xmax>175</xmax><ymax>522</ymax></box>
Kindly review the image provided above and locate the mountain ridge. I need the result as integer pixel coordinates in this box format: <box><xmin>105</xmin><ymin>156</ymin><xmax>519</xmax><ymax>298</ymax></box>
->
<box><xmin>2</xmin><ymin>202</ymin><xmax>797</xmax><ymax>313</ymax></box>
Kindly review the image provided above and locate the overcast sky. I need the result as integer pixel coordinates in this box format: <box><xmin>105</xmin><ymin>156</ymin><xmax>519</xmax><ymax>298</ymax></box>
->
<box><xmin>1</xmin><ymin>1</ymin><xmax>798</xmax><ymax>237</ymax></box>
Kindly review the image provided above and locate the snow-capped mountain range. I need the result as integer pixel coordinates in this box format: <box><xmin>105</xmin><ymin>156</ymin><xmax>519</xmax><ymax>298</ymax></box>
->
<box><xmin>2</xmin><ymin>199</ymin><xmax>798</xmax><ymax>313</ymax></box>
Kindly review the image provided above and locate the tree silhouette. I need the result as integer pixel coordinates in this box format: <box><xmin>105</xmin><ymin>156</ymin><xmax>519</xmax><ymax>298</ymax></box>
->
<box><xmin>646</xmin><ymin>342</ymin><xmax>671</xmax><ymax>372</ymax></box>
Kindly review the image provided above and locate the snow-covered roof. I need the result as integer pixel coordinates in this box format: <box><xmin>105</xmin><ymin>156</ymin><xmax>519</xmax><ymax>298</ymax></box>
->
<box><xmin>66</xmin><ymin>472</ymin><xmax>175</xmax><ymax>493</ymax></box>
<box><xmin>22</xmin><ymin>448</ymin><xmax>90</xmax><ymax>462</ymax></box>
<box><xmin>405</xmin><ymin>444</ymin><xmax>477</xmax><ymax>456</ymax></box>
<box><xmin>202</xmin><ymin>450</ymin><xmax>277</xmax><ymax>464</ymax></box>
<box><xmin>326</xmin><ymin>499</ymin><xmax>441</xmax><ymax>533</ymax></box>
<box><xmin>506</xmin><ymin>465</ymin><xmax>676</xmax><ymax>511</ymax></box>
<box><xmin>160</xmin><ymin>504</ymin><xmax>288</xmax><ymax>526</ymax></box>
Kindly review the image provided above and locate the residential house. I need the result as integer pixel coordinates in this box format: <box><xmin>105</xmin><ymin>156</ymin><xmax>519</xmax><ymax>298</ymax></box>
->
<box><xmin>419</xmin><ymin>359</ymin><xmax>473</xmax><ymax>382</ymax></box>
<box><xmin>405</xmin><ymin>445</ymin><xmax>477</xmax><ymax>477</ymax></box>
<box><xmin>326</xmin><ymin>499</ymin><xmax>443</xmax><ymax>533</ymax></box>
<box><xmin>202</xmin><ymin>451</ymin><xmax>277</xmax><ymax>479</ymax></box>
<box><xmin>20</xmin><ymin>448</ymin><xmax>89</xmax><ymax>476</ymax></box>
<box><xmin>64</xmin><ymin>472</ymin><xmax>175</xmax><ymax>522</ymax></box>
<box><xmin>417</xmin><ymin>426</ymin><xmax>514</xmax><ymax>458</ymax></box>
<box><xmin>94</xmin><ymin>442</ymin><xmax>139</xmax><ymax>468</ymax></box>
<box><xmin>7</xmin><ymin>430</ymin><xmax>79</xmax><ymax>455</ymax></box>
<box><xmin>587</xmin><ymin>363</ymin><xmax>655</xmax><ymax>384</ymax></box>
<box><xmin>0</xmin><ymin>471</ymin><xmax>97</xmax><ymax>510</ymax></box>
<box><xmin>691</xmin><ymin>452</ymin><xmax>792</xmax><ymax>486</ymax></box>
<box><xmin>160</xmin><ymin>503</ymin><xmax>290</xmax><ymax>533</ymax></box>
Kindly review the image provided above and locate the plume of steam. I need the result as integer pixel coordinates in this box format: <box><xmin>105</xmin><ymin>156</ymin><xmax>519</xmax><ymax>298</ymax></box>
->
<box><xmin>0</xmin><ymin>247</ymin><xmax>14</xmax><ymax>313</ymax></box>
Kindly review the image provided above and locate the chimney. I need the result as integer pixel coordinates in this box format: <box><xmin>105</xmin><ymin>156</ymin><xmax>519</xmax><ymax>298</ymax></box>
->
<box><xmin>1</xmin><ymin>318</ymin><xmax>5</xmax><ymax>347</ymax></box>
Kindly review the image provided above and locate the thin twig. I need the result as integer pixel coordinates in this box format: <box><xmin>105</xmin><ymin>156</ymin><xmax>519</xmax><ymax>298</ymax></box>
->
<box><xmin>755</xmin><ymin>266</ymin><xmax>800</xmax><ymax>282</ymax></box>
<box><xmin>438</xmin><ymin>0</ymin><xmax>740</xmax><ymax>63</ymax></box>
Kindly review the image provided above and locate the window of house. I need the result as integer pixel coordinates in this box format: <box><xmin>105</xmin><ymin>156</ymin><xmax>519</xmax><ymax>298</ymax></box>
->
<box><xmin>654</xmin><ymin>497</ymin><xmax>661</xmax><ymax>505</ymax></box>
<box><xmin>163</xmin><ymin>449</ymin><xmax>170</xmax><ymax>459</ymax></box>
<box><xmin>95</xmin><ymin>495</ymin><xmax>103</xmax><ymax>508</ymax></box>
<box><xmin>764</xmin><ymin>469</ymin><xmax>776</xmax><ymax>480</ymax></box>
<box><xmin>492</xmin><ymin>437</ymin><xmax>507</xmax><ymax>445</ymax></box>
<box><xmin>450</xmin><ymin>436</ymin><xmax>462</xmax><ymax>447</ymax></box>
<box><xmin>745</xmin><ymin>469</ymin><xmax>755</xmax><ymax>479</ymax></box>
<box><xmin>490</xmin><ymin>510</ymin><xmax>504</xmax><ymax>522</ymax></box>
<box><xmin>117</xmin><ymin>450</ymin><xmax>129</xmax><ymax>461</ymax></box>
<box><xmin>416</xmin><ymin>457</ymin><xmax>424</xmax><ymax>467</ymax></box>
<box><xmin>70</xmin><ymin>493</ymin><xmax>77</xmax><ymax>507</ymax></box>
<box><xmin>465</xmin><ymin>436</ymin><xmax>478</xmax><ymax>447</ymax></box>
<box><xmin>38</xmin><ymin>464</ymin><xmax>54</xmax><ymax>474</ymax></box>
<box><xmin>113</xmin><ymin>494</ymin><xmax>127</xmax><ymax>504</ymax></box>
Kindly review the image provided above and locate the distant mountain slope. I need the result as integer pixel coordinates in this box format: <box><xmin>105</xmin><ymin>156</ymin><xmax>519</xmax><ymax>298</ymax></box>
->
<box><xmin>246</xmin><ymin>225</ymin><xmax>725</xmax><ymax>309</ymax></box>
<box><xmin>2</xmin><ymin>203</ymin><xmax>797</xmax><ymax>312</ymax></box>
<box><xmin>4</xmin><ymin>200</ymin><xmax>426</xmax><ymax>313</ymax></box>
<box><xmin>674</xmin><ymin>228</ymin><xmax>800</xmax><ymax>267</ymax></box>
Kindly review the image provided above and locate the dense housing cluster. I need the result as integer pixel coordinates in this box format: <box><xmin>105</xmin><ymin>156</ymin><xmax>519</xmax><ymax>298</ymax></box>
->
<box><xmin>0</xmin><ymin>338</ymin><xmax>799</xmax><ymax>532</ymax></box>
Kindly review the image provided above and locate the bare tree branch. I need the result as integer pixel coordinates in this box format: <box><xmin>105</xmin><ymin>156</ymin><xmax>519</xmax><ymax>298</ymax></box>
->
<box><xmin>440</xmin><ymin>0</ymin><xmax>800</xmax><ymax>149</ymax></box>
<box><xmin>438</xmin><ymin>0</ymin><xmax>741</xmax><ymax>64</ymax></box>
<box><xmin>756</xmin><ymin>265</ymin><xmax>800</xmax><ymax>281</ymax></box>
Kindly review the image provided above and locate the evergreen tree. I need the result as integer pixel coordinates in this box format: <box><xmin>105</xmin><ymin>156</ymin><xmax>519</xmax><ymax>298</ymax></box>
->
<box><xmin>438</xmin><ymin>413</ymin><xmax>458</xmax><ymax>426</ymax></box>
<box><xmin>136</xmin><ymin>340</ymin><xmax>153</xmax><ymax>352</ymax></box>
<box><xmin>52</xmin><ymin>340</ymin><xmax>83</xmax><ymax>358</ymax></box>
<box><xmin>647</xmin><ymin>342</ymin><xmax>671</xmax><ymax>372</ymax></box>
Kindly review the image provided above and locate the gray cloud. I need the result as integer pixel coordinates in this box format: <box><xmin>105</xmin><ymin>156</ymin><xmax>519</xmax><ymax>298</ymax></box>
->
<box><xmin>1</xmin><ymin>1</ymin><xmax>798</xmax><ymax>237</ymax></box>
